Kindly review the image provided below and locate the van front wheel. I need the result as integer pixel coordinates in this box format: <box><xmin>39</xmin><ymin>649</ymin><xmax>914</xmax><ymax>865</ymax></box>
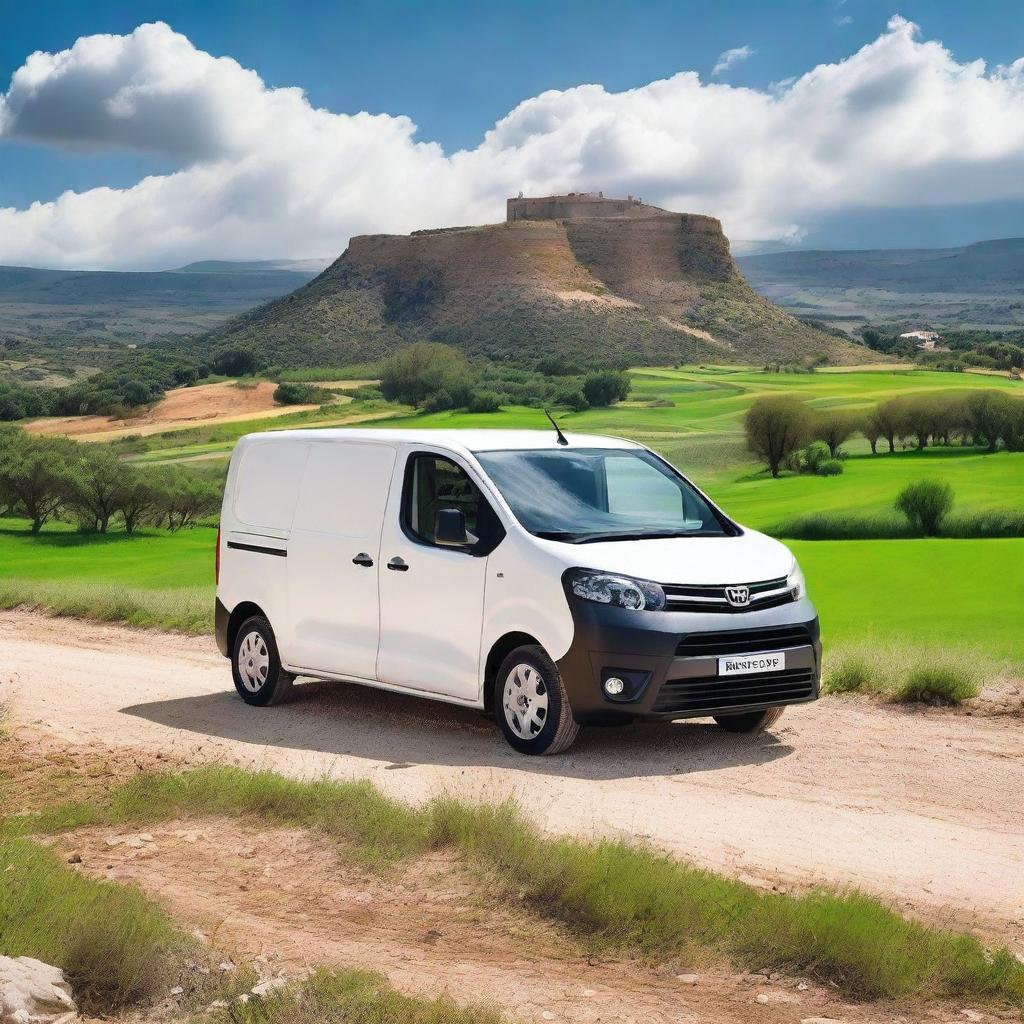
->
<box><xmin>494</xmin><ymin>645</ymin><xmax>579</xmax><ymax>755</ymax></box>
<box><xmin>232</xmin><ymin>615</ymin><xmax>294</xmax><ymax>707</ymax></box>
<box><xmin>713</xmin><ymin>707</ymin><xmax>785</xmax><ymax>734</ymax></box>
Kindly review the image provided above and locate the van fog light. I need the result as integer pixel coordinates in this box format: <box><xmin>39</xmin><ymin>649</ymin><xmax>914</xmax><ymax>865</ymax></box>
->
<box><xmin>603</xmin><ymin>677</ymin><xmax>626</xmax><ymax>697</ymax></box>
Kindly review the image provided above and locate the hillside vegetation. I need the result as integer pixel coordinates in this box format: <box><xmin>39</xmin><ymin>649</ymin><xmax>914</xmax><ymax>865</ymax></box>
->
<box><xmin>203</xmin><ymin>212</ymin><xmax>870</xmax><ymax>369</ymax></box>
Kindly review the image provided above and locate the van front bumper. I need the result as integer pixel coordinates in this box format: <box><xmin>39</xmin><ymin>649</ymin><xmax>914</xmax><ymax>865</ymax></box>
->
<box><xmin>555</xmin><ymin>595</ymin><xmax>821</xmax><ymax>724</ymax></box>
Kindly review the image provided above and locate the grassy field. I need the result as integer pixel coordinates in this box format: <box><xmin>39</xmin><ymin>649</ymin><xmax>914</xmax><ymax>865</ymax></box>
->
<box><xmin>4</xmin><ymin>366</ymin><xmax>1022</xmax><ymax>663</ymax></box>
<box><xmin>1</xmin><ymin>520</ymin><xmax>1020</xmax><ymax>662</ymax></box>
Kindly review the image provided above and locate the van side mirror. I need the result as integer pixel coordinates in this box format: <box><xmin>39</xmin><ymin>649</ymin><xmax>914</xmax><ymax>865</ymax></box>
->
<box><xmin>435</xmin><ymin>508</ymin><xmax>470</xmax><ymax>546</ymax></box>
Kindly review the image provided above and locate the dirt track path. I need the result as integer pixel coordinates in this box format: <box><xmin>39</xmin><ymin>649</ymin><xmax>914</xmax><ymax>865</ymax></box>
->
<box><xmin>2</xmin><ymin>611</ymin><xmax>1023</xmax><ymax>952</ymax></box>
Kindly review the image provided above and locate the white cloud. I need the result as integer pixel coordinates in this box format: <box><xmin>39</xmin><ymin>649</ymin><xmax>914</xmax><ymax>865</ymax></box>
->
<box><xmin>712</xmin><ymin>45</ymin><xmax>755</xmax><ymax>77</ymax></box>
<box><xmin>0</xmin><ymin>18</ymin><xmax>1023</xmax><ymax>269</ymax></box>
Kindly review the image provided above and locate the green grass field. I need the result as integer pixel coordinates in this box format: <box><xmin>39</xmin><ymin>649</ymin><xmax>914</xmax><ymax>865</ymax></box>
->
<box><xmin>1</xmin><ymin>520</ymin><xmax>1019</xmax><ymax>662</ymax></box>
<box><xmin>4</xmin><ymin>366</ymin><xmax>1022</xmax><ymax>664</ymax></box>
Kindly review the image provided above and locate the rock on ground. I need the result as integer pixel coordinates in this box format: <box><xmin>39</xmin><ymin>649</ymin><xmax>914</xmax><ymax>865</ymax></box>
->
<box><xmin>0</xmin><ymin>956</ymin><xmax>77</xmax><ymax>1024</ymax></box>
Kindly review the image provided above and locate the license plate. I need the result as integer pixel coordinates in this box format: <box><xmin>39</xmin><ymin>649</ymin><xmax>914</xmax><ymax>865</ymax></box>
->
<box><xmin>718</xmin><ymin>651</ymin><xmax>786</xmax><ymax>676</ymax></box>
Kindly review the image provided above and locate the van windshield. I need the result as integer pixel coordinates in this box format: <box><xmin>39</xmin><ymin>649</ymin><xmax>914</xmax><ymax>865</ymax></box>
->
<box><xmin>473</xmin><ymin>448</ymin><xmax>732</xmax><ymax>543</ymax></box>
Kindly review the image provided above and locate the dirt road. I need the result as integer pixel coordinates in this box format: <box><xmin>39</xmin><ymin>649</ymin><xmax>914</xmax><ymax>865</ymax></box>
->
<box><xmin>2</xmin><ymin>610</ymin><xmax>1022</xmax><ymax>951</ymax></box>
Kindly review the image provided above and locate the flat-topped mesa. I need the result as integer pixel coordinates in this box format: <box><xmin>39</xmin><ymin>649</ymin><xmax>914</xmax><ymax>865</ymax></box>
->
<box><xmin>507</xmin><ymin>192</ymin><xmax>668</xmax><ymax>222</ymax></box>
<box><xmin>205</xmin><ymin>191</ymin><xmax>871</xmax><ymax>368</ymax></box>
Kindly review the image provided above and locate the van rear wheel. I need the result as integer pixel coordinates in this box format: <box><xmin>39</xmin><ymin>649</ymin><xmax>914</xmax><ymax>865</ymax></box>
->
<box><xmin>713</xmin><ymin>707</ymin><xmax>785</xmax><ymax>734</ymax></box>
<box><xmin>494</xmin><ymin>645</ymin><xmax>579</xmax><ymax>755</ymax></box>
<box><xmin>232</xmin><ymin>615</ymin><xmax>294</xmax><ymax>707</ymax></box>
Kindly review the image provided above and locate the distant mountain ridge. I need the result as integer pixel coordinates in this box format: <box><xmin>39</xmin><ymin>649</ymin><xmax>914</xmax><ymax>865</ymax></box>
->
<box><xmin>739</xmin><ymin>238</ymin><xmax>1024</xmax><ymax>329</ymax></box>
<box><xmin>0</xmin><ymin>260</ymin><xmax>324</xmax><ymax>343</ymax></box>
<box><xmin>202</xmin><ymin>195</ymin><xmax>869</xmax><ymax>368</ymax></box>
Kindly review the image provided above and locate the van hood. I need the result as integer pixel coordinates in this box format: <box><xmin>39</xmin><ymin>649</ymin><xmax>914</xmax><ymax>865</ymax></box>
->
<box><xmin>549</xmin><ymin>529</ymin><xmax>794</xmax><ymax>585</ymax></box>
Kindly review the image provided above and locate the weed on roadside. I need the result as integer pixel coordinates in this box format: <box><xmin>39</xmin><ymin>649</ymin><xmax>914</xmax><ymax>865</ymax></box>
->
<box><xmin>204</xmin><ymin>968</ymin><xmax>508</xmax><ymax>1024</ymax></box>
<box><xmin>19</xmin><ymin>764</ymin><xmax>1024</xmax><ymax>1004</ymax></box>
<box><xmin>823</xmin><ymin>645</ymin><xmax>989</xmax><ymax>705</ymax></box>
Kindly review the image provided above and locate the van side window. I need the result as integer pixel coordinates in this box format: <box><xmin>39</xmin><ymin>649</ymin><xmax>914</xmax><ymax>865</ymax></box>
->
<box><xmin>402</xmin><ymin>454</ymin><xmax>504</xmax><ymax>553</ymax></box>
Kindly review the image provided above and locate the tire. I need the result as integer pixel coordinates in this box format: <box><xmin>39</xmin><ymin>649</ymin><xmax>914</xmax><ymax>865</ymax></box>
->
<box><xmin>494</xmin><ymin>645</ymin><xmax>580</xmax><ymax>755</ymax></box>
<box><xmin>713</xmin><ymin>706</ymin><xmax>785</xmax><ymax>734</ymax></box>
<box><xmin>231</xmin><ymin>615</ymin><xmax>294</xmax><ymax>707</ymax></box>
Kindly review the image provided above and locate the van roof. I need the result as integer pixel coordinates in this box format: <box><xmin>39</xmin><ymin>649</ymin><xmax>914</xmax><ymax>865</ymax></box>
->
<box><xmin>244</xmin><ymin>428</ymin><xmax>640</xmax><ymax>454</ymax></box>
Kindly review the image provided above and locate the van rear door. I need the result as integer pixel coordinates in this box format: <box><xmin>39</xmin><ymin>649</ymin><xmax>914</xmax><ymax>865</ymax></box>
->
<box><xmin>287</xmin><ymin>441</ymin><xmax>397</xmax><ymax>679</ymax></box>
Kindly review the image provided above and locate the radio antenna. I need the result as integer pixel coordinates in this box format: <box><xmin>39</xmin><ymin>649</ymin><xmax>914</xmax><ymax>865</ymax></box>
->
<box><xmin>544</xmin><ymin>409</ymin><xmax>569</xmax><ymax>446</ymax></box>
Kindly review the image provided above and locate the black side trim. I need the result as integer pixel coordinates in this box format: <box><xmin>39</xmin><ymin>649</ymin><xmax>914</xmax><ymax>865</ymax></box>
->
<box><xmin>215</xmin><ymin>598</ymin><xmax>230</xmax><ymax>657</ymax></box>
<box><xmin>226</xmin><ymin>540</ymin><xmax>287</xmax><ymax>557</ymax></box>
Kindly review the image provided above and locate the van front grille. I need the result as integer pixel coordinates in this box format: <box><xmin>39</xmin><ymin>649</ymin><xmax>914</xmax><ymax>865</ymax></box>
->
<box><xmin>675</xmin><ymin>624</ymin><xmax>812</xmax><ymax>659</ymax></box>
<box><xmin>653</xmin><ymin>668</ymin><xmax>816</xmax><ymax>714</ymax></box>
<box><xmin>662</xmin><ymin>576</ymin><xmax>794</xmax><ymax>613</ymax></box>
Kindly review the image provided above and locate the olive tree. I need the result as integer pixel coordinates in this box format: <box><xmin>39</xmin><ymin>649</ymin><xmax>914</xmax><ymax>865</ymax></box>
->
<box><xmin>811</xmin><ymin>409</ymin><xmax>862</xmax><ymax>458</ymax></box>
<box><xmin>0</xmin><ymin>433</ymin><xmax>76</xmax><ymax>533</ymax></box>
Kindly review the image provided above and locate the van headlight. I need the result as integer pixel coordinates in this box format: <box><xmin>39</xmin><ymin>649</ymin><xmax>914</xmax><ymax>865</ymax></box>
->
<box><xmin>568</xmin><ymin>569</ymin><xmax>666</xmax><ymax>611</ymax></box>
<box><xmin>787</xmin><ymin>561</ymin><xmax>806</xmax><ymax>601</ymax></box>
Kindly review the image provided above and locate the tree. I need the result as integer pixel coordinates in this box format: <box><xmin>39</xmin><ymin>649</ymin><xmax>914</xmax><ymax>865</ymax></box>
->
<box><xmin>116</xmin><ymin>471</ymin><xmax>158</xmax><ymax>535</ymax></box>
<box><xmin>870</xmin><ymin>398</ymin><xmax>907</xmax><ymax>453</ymax></box>
<box><xmin>811</xmin><ymin>409</ymin><xmax>861</xmax><ymax>458</ymax></box>
<box><xmin>1001</xmin><ymin>399</ymin><xmax>1024</xmax><ymax>452</ymax></box>
<box><xmin>965</xmin><ymin>390</ymin><xmax>1012</xmax><ymax>452</ymax></box>
<box><xmin>744</xmin><ymin>397</ymin><xmax>810</xmax><ymax>478</ymax></box>
<box><xmin>895</xmin><ymin>479</ymin><xmax>953</xmax><ymax>536</ymax></box>
<box><xmin>212</xmin><ymin>347</ymin><xmax>261</xmax><ymax>377</ymax></box>
<box><xmin>66</xmin><ymin>446</ymin><xmax>133</xmax><ymax>533</ymax></box>
<box><xmin>862</xmin><ymin>416</ymin><xmax>882</xmax><ymax>455</ymax></box>
<box><xmin>0</xmin><ymin>434</ymin><xmax>75</xmax><ymax>533</ymax></box>
<box><xmin>380</xmin><ymin>343</ymin><xmax>472</xmax><ymax>408</ymax></box>
<box><xmin>151</xmin><ymin>468</ymin><xmax>221</xmax><ymax>531</ymax></box>
<box><xmin>582</xmin><ymin>370</ymin><xmax>631</xmax><ymax>407</ymax></box>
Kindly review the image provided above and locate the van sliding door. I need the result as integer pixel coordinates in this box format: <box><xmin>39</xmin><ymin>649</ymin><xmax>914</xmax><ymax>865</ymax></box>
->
<box><xmin>287</xmin><ymin>442</ymin><xmax>397</xmax><ymax>679</ymax></box>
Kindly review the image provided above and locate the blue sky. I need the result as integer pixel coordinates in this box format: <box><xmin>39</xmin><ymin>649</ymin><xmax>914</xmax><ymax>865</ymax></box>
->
<box><xmin>1</xmin><ymin>1</ymin><xmax>1024</xmax><ymax>267</ymax></box>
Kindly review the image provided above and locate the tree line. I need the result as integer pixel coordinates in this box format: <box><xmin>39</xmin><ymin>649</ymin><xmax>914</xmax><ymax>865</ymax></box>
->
<box><xmin>0</xmin><ymin>429</ymin><xmax>221</xmax><ymax>534</ymax></box>
<box><xmin>379</xmin><ymin>342</ymin><xmax>632</xmax><ymax>412</ymax></box>
<box><xmin>745</xmin><ymin>389</ymin><xmax>1024</xmax><ymax>477</ymax></box>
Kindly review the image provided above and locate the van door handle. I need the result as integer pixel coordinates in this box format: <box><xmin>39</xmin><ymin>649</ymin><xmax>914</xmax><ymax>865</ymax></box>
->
<box><xmin>386</xmin><ymin>556</ymin><xmax>409</xmax><ymax>572</ymax></box>
<box><xmin>352</xmin><ymin>553</ymin><xmax>374</xmax><ymax>567</ymax></box>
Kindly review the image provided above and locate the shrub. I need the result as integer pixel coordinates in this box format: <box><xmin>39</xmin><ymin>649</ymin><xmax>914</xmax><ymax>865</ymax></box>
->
<box><xmin>817</xmin><ymin>457</ymin><xmax>843</xmax><ymax>476</ymax></box>
<box><xmin>771</xmin><ymin>513</ymin><xmax>911</xmax><ymax>540</ymax></box>
<box><xmin>895</xmin><ymin>479</ymin><xmax>954</xmax><ymax>536</ymax></box>
<box><xmin>423</xmin><ymin>389</ymin><xmax>454</xmax><ymax>413</ymax></box>
<box><xmin>896</xmin><ymin>665</ymin><xmax>981</xmax><ymax>705</ymax></box>
<box><xmin>581</xmin><ymin>370</ymin><xmax>631</xmax><ymax>407</ymax></box>
<box><xmin>823</xmin><ymin>644</ymin><xmax>989</xmax><ymax>706</ymax></box>
<box><xmin>273</xmin><ymin>381</ymin><xmax>324</xmax><ymax>405</ymax></box>
<box><xmin>823</xmin><ymin>653</ymin><xmax>873</xmax><ymax>694</ymax></box>
<box><xmin>467</xmin><ymin>390</ymin><xmax>502</xmax><ymax>413</ymax></box>
<box><xmin>552</xmin><ymin>385</ymin><xmax>589</xmax><ymax>411</ymax></box>
<box><xmin>211</xmin><ymin>346</ymin><xmax>261</xmax><ymax>377</ymax></box>
<box><xmin>380</xmin><ymin>342</ymin><xmax>472</xmax><ymax>408</ymax></box>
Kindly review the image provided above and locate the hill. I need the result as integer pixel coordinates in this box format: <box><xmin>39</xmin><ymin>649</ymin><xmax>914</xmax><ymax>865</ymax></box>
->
<box><xmin>739</xmin><ymin>238</ymin><xmax>1024</xmax><ymax>331</ymax></box>
<box><xmin>0</xmin><ymin>260</ymin><xmax>325</xmax><ymax>345</ymax></box>
<box><xmin>203</xmin><ymin>196</ymin><xmax>868</xmax><ymax>368</ymax></box>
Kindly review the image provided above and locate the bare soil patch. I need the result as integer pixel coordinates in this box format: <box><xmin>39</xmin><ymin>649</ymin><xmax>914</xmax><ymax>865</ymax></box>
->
<box><xmin>25</xmin><ymin>381</ymin><xmax>319</xmax><ymax>441</ymax></box>
<box><xmin>48</xmin><ymin>817</ymin><xmax>935</xmax><ymax>1024</ymax></box>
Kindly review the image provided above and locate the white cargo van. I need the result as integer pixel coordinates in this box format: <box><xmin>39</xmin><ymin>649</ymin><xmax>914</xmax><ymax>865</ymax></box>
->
<box><xmin>216</xmin><ymin>429</ymin><xmax>820</xmax><ymax>755</ymax></box>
